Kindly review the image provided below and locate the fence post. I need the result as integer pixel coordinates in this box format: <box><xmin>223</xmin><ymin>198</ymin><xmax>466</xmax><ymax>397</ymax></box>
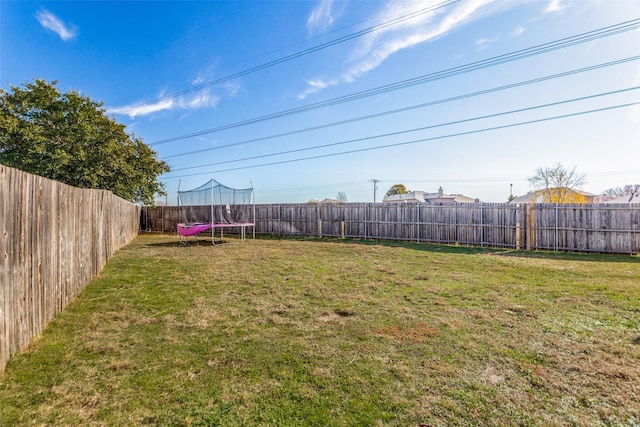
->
<box><xmin>364</xmin><ymin>203</ymin><xmax>368</xmax><ymax>240</ymax></box>
<box><xmin>527</xmin><ymin>204</ymin><xmax>533</xmax><ymax>251</ymax></box>
<box><xmin>631</xmin><ymin>204</ymin><xmax>635</xmax><ymax>255</ymax></box>
<box><xmin>417</xmin><ymin>204</ymin><xmax>421</xmax><ymax>243</ymax></box>
<box><xmin>515</xmin><ymin>204</ymin><xmax>521</xmax><ymax>250</ymax></box>
<box><xmin>318</xmin><ymin>203</ymin><xmax>322</xmax><ymax>237</ymax></box>
<box><xmin>555</xmin><ymin>203</ymin><xmax>559</xmax><ymax>252</ymax></box>
<box><xmin>480</xmin><ymin>203</ymin><xmax>484</xmax><ymax>248</ymax></box>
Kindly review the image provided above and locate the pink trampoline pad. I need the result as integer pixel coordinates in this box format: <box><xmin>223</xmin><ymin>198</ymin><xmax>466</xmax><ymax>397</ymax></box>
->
<box><xmin>177</xmin><ymin>222</ymin><xmax>213</xmax><ymax>237</ymax></box>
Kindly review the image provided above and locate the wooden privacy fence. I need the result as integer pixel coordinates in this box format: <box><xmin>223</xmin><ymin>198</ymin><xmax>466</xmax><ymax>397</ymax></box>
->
<box><xmin>1</xmin><ymin>165</ymin><xmax>141</xmax><ymax>373</ymax></box>
<box><xmin>531</xmin><ymin>203</ymin><xmax>640</xmax><ymax>254</ymax></box>
<box><xmin>142</xmin><ymin>202</ymin><xmax>640</xmax><ymax>254</ymax></box>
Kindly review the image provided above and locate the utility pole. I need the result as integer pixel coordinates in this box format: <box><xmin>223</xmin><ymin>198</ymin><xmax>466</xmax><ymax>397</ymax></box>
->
<box><xmin>371</xmin><ymin>179</ymin><xmax>380</xmax><ymax>203</ymax></box>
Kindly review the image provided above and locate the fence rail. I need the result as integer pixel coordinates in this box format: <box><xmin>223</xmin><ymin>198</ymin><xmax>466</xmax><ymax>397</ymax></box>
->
<box><xmin>1</xmin><ymin>165</ymin><xmax>140</xmax><ymax>373</ymax></box>
<box><xmin>142</xmin><ymin>202</ymin><xmax>639</xmax><ymax>255</ymax></box>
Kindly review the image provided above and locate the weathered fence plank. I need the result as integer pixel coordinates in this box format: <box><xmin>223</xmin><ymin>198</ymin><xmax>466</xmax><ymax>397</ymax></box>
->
<box><xmin>142</xmin><ymin>202</ymin><xmax>640</xmax><ymax>254</ymax></box>
<box><xmin>529</xmin><ymin>204</ymin><xmax>640</xmax><ymax>254</ymax></box>
<box><xmin>1</xmin><ymin>165</ymin><xmax>140</xmax><ymax>373</ymax></box>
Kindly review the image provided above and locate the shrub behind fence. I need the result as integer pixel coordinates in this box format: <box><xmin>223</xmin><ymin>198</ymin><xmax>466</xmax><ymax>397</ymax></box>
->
<box><xmin>0</xmin><ymin>165</ymin><xmax>140</xmax><ymax>373</ymax></box>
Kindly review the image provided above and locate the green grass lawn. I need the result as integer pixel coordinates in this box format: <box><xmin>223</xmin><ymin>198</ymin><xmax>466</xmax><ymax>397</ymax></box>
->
<box><xmin>1</xmin><ymin>234</ymin><xmax>639</xmax><ymax>426</ymax></box>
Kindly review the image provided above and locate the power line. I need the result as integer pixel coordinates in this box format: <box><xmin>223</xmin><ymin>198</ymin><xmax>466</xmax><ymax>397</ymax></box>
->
<box><xmin>150</xmin><ymin>18</ymin><xmax>640</xmax><ymax>146</ymax></box>
<box><xmin>163</xmin><ymin>56</ymin><xmax>639</xmax><ymax>160</ymax></box>
<box><xmin>167</xmin><ymin>85</ymin><xmax>640</xmax><ymax>172</ymax></box>
<box><xmin>161</xmin><ymin>100</ymin><xmax>640</xmax><ymax>180</ymax></box>
<box><xmin>118</xmin><ymin>0</ymin><xmax>459</xmax><ymax>115</ymax></box>
<box><xmin>202</xmin><ymin>1</ymin><xmax>443</xmax><ymax>78</ymax></box>
<box><xmin>165</xmin><ymin>86</ymin><xmax>640</xmax><ymax>173</ymax></box>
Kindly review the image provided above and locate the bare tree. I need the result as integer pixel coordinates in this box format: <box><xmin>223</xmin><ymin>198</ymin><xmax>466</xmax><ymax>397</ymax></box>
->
<box><xmin>601</xmin><ymin>184</ymin><xmax>640</xmax><ymax>201</ymax></box>
<box><xmin>336</xmin><ymin>192</ymin><xmax>348</xmax><ymax>202</ymax></box>
<box><xmin>528</xmin><ymin>163</ymin><xmax>587</xmax><ymax>203</ymax></box>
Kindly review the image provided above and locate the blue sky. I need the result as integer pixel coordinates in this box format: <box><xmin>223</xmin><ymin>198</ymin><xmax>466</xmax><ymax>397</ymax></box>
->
<box><xmin>2</xmin><ymin>0</ymin><xmax>639</xmax><ymax>204</ymax></box>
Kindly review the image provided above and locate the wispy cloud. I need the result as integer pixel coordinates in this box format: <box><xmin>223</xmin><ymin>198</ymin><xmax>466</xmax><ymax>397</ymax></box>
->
<box><xmin>192</xmin><ymin>74</ymin><xmax>206</xmax><ymax>85</ymax></box>
<box><xmin>297</xmin><ymin>78</ymin><xmax>340</xmax><ymax>100</ymax></box>
<box><xmin>109</xmin><ymin>90</ymin><xmax>222</xmax><ymax>119</ymax></box>
<box><xmin>476</xmin><ymin>22</ymin><xmax>523</xmax><ymax>50</ymax></box>
<box><xmin>298</xmin><ymin>0</ymin><xmax>500</xmax><ymax>99</ymax></box>
<box><xmin>35</xmin><ymin>9</ymin><xmax>77</xmax><ymax>41</ymax></box>
<box><xmin>544</xmin><ymin>0</ymin><xmax>565</xmax><ymax>14</ymax></box>
<box><xmin>476</xmin><ymin>36</ymin><xmax>498</xmax><ymax>47</ymax></box>
<box><xmin>512</xmin><ymin>25</ymin><xmax>525</xmax><ymax>37</ymax></box>
<box><xmin>307</xmin><ymin>0</ymin><xmax>342</xmax><ymax>35</ymax></box>
<box><xmin>109</xmin><ymin>99</ymin><xmax>174</xmax><ymax>118</ymax></box>
<box><xmin>220</xmin><ymin>81</ymin><xmax>243</xmax><ymax>98</ymax></box>
<box><xmin>110</xmin><ymin>68</ymin><xmax>244</xmax><ymax>119</ymax></box>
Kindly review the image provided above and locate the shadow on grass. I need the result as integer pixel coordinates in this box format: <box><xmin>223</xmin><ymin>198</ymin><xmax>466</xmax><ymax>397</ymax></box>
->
<box><xmin>256</xmin><ymin>235</ymin><xmax>640</xmax><ymax>264</ymax></box>
<box><xmin>140</xmin><ymin>238</ymin><xmax>232</xmax><ymax>248</ymax></box>
<box><xmin>138</xmin><ymin>233</ymin><xmax>640</xmax><ymax>264</ymax></box>
<box><xmin>489</xmin><ymin>248</ymin><xmax>640</xmax><ymax>264</ymax></box>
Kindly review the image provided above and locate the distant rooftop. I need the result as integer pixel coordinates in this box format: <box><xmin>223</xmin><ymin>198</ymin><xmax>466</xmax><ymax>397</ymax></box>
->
<box><xmin>383</xmin><ymin>188</ymin><xmax>479</xmax><ymax>204</ymax></box>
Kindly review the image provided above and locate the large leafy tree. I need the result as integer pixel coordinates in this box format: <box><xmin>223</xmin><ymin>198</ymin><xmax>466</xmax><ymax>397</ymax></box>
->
<box><xmin>385</xmin><ymin>183</ymin><xmax>409</xmax><ymax>198</ymax></box>
<box><xmin>0</xmin><ymin>79</ymin><xmax>169</xmax><ymax>204</ymax></box>
<box><xmin>528</xmin><ymin>162</ymin><xmax>587</xmax><ymax>203</ymax></box>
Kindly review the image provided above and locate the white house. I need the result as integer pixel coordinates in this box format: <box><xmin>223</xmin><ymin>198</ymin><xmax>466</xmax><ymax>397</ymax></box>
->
<box><xmin>383</xmin><ymin>187</ymin><xmax>479</xmax><ymax>204</ymax></box>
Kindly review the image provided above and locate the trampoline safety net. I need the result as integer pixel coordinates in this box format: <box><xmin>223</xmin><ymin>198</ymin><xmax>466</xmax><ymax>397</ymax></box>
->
<box><xmin>177</xmin><ymin>179</ymin><xmax>254</xmax><ymax>225</ymax></box>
